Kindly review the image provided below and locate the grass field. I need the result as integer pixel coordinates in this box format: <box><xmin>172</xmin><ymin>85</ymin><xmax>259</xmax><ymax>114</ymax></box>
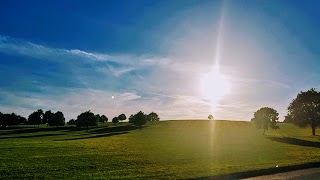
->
<box><xmin>0</xmin><ymin>120</ymin><xmax>320</xmax><ymax>179</ymax></box>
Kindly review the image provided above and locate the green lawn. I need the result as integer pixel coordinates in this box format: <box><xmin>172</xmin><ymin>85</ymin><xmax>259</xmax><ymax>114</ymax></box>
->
<box><xmin>0</xmin><ymin>120</ymin><xmax>320</xmax><ymax>179</ymax></box>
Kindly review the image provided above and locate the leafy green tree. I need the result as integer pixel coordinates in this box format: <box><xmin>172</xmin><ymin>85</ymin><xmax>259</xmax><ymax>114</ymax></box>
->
<box><xmin>251</xmin><ymin>107</ymin><xmax>279</xmax><ymax>135</ymax></box>
<box><xmin>76</xmin><ymin>111</ymin><xmax>98</xmax><ymax>130</ymax></box>
<box><xmin>131</xmin><ymin>111</ymin><xmax>147</xmax><ymax>127</ymax></box>
<box><xmin>118</xmin><ymin>113</ymin><xmax>126</xmax><ymax>123</ymax></box>
<box><xmin>147</xmin><ymin>112</ymin><xmax>160</xmax><ymax>122</ymax></box>
<box><xmin>287</xmin><ymin>88</ymin><xmax>320</xmax><ymax>135</ymax></box>
<box><xmin>28</xmin><ymin>109</ymin><xmax>44</xmax><ymax>127</ymax></box>
<box><xmin>283</xmin><ymin>114</ymin><xmax>293</xmax><ymax>123</ymax></box>
<box><xmin>112</xmin><ymin>117</ymin><xmax>119</xmax><ymax>125</ymax></box>
<box><xmin>128</xmin><ymin>114</ymin><xmax>134</xmax><ymax>124</ymax></box>
<box><xmin>208</xmin><ymin>114</ymin><xmax>214</xmax><ymax>120</ymax></box>
<box><xmin>100</xmin><ymin>115</ymin><xmax>108</xmax><ymax>125</ymax></box>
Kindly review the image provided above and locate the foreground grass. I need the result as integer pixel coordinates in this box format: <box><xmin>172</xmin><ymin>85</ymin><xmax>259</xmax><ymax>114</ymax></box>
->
<box><xmin>0</xmin><ymin>121</ymin><xmax>320</xmax><ymax>179</ymax></box>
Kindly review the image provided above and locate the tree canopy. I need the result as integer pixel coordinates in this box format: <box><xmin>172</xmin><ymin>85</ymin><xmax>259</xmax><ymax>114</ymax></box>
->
<box><xmin>251</xmin><ymin>107</ymin><xmax>279</xmax><ymax>135</ymax></box>
<box><xmin>0</xmin><ymin>112</ymin><xmax>24</xmax><ymax>128</ymax></box>
<box><xmin>129</xmin><ymin>111</ymin><xmax>147</xmax><ymax>127</ymax></box>
<box><xmin>147</xmin><ymin>112</ymin><xmax>160</xmax><ymax>122</ymax></box>
<box><xmin>287</xmin><ymin>88</ymin><xmax>320</xmax><ymax>135</ymax></box>
<box><xmin>28</xmin><ymin>109</ymin><xmax>44</xmax><ymax>127</ymax></box>
<box><xmin>118</xmin><ymin>114</ymin><xmax>126</xmax><ymax>123</ymax></box>
<box><xmin>208</xmin><ymin>114</ymin><xmax>214</xmax><ymax>120</ymax></box>
<box><xmin>100</xmin><ymin>115</ymin><xmax>108</xmax><ymax>124</ymax></box>
<box><xmin>76</xmin><ymin>110</ymin><xmax>98</xmax><ymax>129</ymax></box>
<box><xmin>112</xmin><ymin>117</ymin><xmax>119</xmax><ymax>124</ymax></box>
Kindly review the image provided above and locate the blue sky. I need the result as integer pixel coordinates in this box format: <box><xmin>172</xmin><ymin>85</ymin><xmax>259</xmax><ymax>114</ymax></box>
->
<box><xmin>0</xmin><ymin>0</ymin><xmax>320</xmax><ymax>121</ymax></box>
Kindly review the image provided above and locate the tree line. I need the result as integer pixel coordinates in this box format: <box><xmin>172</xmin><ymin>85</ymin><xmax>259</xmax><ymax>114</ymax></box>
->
<box><xmin>252</xmin><ymin>88</ymin><xmax>320</xmax><ymax>135</ymax></box>
<box><xmin>0</xmin><ymin>109</ymin><xmax>160</xmax><ymax>129</ymax></box>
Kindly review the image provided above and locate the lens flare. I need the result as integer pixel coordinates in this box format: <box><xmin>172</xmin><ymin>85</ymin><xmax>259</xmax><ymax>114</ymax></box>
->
<box><xmin>201</xmin><ymin>68</ymin><xmax>231</xmax><ymax>112</ymax></box>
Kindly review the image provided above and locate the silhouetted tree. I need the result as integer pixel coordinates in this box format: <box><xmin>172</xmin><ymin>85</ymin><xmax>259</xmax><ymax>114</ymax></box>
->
<box><xmin>0</xmin><ymin>113</ymin><xmax>11</xmax><ymax>129</ymax></box>
<box><xmin>67</xmin><ymin>119</ymin><xmax>76</xmax><ymax>125</ymax></box>
<box><xmin>28</xmin><ymin>109</ymin><xmax>44</xmax><ymax>127</ymax></box>
<box><xmin>208</xmin><ymin>114</ymin><xmax>214</xmax><ymax>120</ymax></box>
<box><xmin>287</xmin><ymin>88</ymin><xmax>320</xmax><ymax>135</ymax></box>
<box><xmin>100</xmin><ymin>115</ymin><xmax>108</xmax><ymax>125</ymax></box>
<box><xmin>118</xmin><ymin>113</ymin><xmax>126</xmax><ymax>123</ymax></box>
<box><xmin>112</xmin><ymin>117</ymin><xmax>119</xmax><ymax>125</ymax></box>
<box><xmin>17</xmin><ymin>115</ymin><xmax>27</xmax><ymax>124</ymax></box>
<box><xmin>147</xmin><ymin>112</ymin><xmax>160</xmax><ymax>122</ymax></box>
<box><xmin>128</xmin><ymin>114</ymin><xmax>134</xmax><ymax>124</ymax></box>
<box><xmin>131</xmin><ymin>111</ymin><xmax>147</xmax><ymax>127</ymax></box>
<box><xmin>76</xmin><ymin>111</ymin><xmax>98</xmax><ymax>130</ymax></box>
<box><xmin>95</xmin><ymin>114</ymin><xmax>101</xmax><ymax>123</ymax></box>
<box><xmin>44</xmin><ymin>110</ymin><xmax>54</xmax><ymax>126</ymax></box>
<box><xmin>0</xmin><ymin>112</ymin><xmax>20</xmax><ymax>128</ymax></box>
<box><xmin>251</xmin><ymin>107</ymin><xmax>279</xmax><ymax>135</ymax></box>
<box><xmin>50</xmin><ymin>111</ymin><xmax>65</xmax><ymax>127</ymax></box>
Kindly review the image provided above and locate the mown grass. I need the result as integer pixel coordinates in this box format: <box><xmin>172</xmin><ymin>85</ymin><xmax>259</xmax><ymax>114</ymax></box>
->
<box><xmin>0</xmin><ymin>120</ymin><xmax>320</xmax><ymax>179</ymax></box>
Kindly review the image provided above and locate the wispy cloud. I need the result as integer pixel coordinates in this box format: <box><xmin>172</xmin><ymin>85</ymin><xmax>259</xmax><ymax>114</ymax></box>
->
<box><xmin>0</xmin><ymin>35</ymin><xmax>171</xmax><ymax>77</ymax></box>
<box><xmin>0</xmin><ymin>33</ymin><xmax>296</xmax><ymax>121</ymax></box>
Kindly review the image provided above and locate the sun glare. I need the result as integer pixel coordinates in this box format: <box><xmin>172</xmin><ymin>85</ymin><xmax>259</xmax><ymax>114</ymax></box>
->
<box><xmin>201</xmin><ymin>68</ymin><xmax>231</xmax><ymax>110</ymax></box>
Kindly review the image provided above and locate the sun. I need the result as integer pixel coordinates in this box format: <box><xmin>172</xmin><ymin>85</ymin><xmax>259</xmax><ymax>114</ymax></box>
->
<box><xmin>201</xmin><ymin>68</ymin><xmax>231</xmax><ymax>109</ymax></box>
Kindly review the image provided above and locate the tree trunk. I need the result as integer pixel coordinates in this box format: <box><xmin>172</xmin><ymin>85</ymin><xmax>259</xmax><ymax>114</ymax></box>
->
<box><xmin>263</xmin><ymin>129</ymin><xmax>265</xmax><ymax>135</ymax></box>
<box><xmin>311</xmin><ymin>119</ymin><xmax>316</xmax><ymax>136</ymax></box>
<box><xmin>312</xmin><ymin>126</ymin><xmax>316</xmax><ymax>136</ymax></box>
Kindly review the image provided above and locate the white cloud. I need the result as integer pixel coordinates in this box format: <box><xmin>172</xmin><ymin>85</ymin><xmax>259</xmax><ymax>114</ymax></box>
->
<box><xmin>0</xmin><ymin>31</ymin><xmax>294</xmax><ymax>121</ymax></box>
<box><xmin>0</xmin><ymin>87</ymin><xmax>214</xmax><ymax>121</ymax></box>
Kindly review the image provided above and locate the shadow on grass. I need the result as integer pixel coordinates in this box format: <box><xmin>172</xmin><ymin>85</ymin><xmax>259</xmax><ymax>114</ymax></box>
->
<box><xmin>266</xmin><ymin>137</ymin><xmax>320</xmax><ymax>148</ymax></box>
<box><xmin>0</xmin><ymin>125</ymin><xmax>144</xmax><ymax>140</ymax></box>
<box><xmin>0</xmin><ymin>126</ymin><xmax>77</xmax><ymax>135</ymax></box>
<box><xmin>0</xmin><ymin>133</ymin><xmax>66</xmax><ymax>139</ymax></box>
<box><xmin>194</xmin><ymin>162</ymin><xmax>320</xmax><ymax>180</ymax></box>
<box><xmin>61</xmin><ymin>125</ymin><xmax>144</xmax><ymax>141</ymax></box>
<box><xmin>62</xmin><ymin>132</ymin><xmax>128</xmax><ymax>141</ymax></box>
<box><xmin>89</xmin><ymin>125</ymin><xmax>143</xmax><ymax>134</ymax></box>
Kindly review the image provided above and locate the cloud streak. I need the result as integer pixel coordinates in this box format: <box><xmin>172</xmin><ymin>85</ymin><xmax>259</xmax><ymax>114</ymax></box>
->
<box><xmin>0</xmin><ymin>32</ymin><xmax>296</xmax><ymax>121</ymax></box>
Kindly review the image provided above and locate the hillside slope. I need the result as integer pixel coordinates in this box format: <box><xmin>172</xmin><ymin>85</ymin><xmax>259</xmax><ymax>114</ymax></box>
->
<box><xmin>0</xmin><ymin>120</ymin><xmax>320</xmax><ymax>179</ymax></box>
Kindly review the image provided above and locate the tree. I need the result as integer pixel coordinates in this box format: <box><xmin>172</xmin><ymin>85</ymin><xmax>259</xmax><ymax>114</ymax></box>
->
<box><xmin>283</xmin><ymin>114</ymin><xmax>293</xmax><ymax>123</ymax></box>
<box><xmin>112</xmin><ymin>117</ymin><xmax>119</xmax><ymax>125</ymax></box>
<box><xmin>95</xmin><ymin>114</ymin><xmax>101</xmax><ymax>123</ymax></box>
<box><xmin>147</xmin><ymin>112</ymin><xmax>160</xmax><ymax>122</ymax></box>
<box><xmin>52</xmin><ymin>111</ymin><xmax>65</xmax><ymax>127</ymax></box>
<box><xmin>130</xmin><ymin>111</ymin><xmax>147</xmax><ymax>127</ymax></box>
<box><xmin>128</xmin><ymin>114</ymin><xmax>134</xmax><ymax>124</ymax></box>
<box><xmin>251</xmin><ymin>107</ymin><xmax>279</xmax><ymax>135</ymax></box>
<box><xmin>287</xmin><ymin>88</ymin><xmax>320</xmax><ymax>135</ymax></box>
<box><xmin>68</xmin><ymin>119</ymin><xmax>76</xmax><ymax>125</ymax></box>
<box><xmin>17</xmin><ymin>115</ymin><xmax>27</xmax><ymax>125</ymax></box>
<box><xmin>43</xmin><ymin>110</ymin><xmax>54</xmax><ymax>126</ymax></box>
<box><xmin>28</xmin><ymin>109</ymin><xmax>44</xmax><ymax>127</ymax></box>
<box><xmin>208</xmin><ymin>114</ymin><xmax>214</xmax><ymax>120</ymax></box>
<box><xmin>76</xmin><ymin>110</ymin><xmax>98</xmax><ymax>130</ymax></box>
<box><xmin>118</xmin><ymin>113</ymin><xmax>126</xmax><ymax>123</ymax></box>
<box><xmin>0</xmin><ymin>112</ymin><xmax>20</xmax><ymax>128</ymax></box>
<box><xmin>100</xmin><ymin>115</ymin><xmax>108</xmax><ymax>125</ymax></box>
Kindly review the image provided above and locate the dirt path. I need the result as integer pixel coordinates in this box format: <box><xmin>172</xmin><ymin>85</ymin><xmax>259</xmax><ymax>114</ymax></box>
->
<box><xmin>243</xmin><ymin>168</ymin><xmax>320</xmax><ymax>180</ymax></box>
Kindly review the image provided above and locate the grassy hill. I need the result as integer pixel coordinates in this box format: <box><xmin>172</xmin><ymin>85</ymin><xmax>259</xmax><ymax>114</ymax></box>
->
<box><xmin>0</xmin><ymin>120</ymin><xmax>320</xmax><ymax>179</ymax></box>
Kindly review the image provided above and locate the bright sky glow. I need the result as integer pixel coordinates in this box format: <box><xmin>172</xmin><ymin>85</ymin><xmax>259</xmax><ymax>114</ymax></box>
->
<box><xmin>201</xmin><ymin>68</ymin><xmax>231</xmax><ymax>113</ymax></box>
<box><xmin>0</xmin><ymin>0</ymin><xmax>320</xmax><ymax>121</ymax></box>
